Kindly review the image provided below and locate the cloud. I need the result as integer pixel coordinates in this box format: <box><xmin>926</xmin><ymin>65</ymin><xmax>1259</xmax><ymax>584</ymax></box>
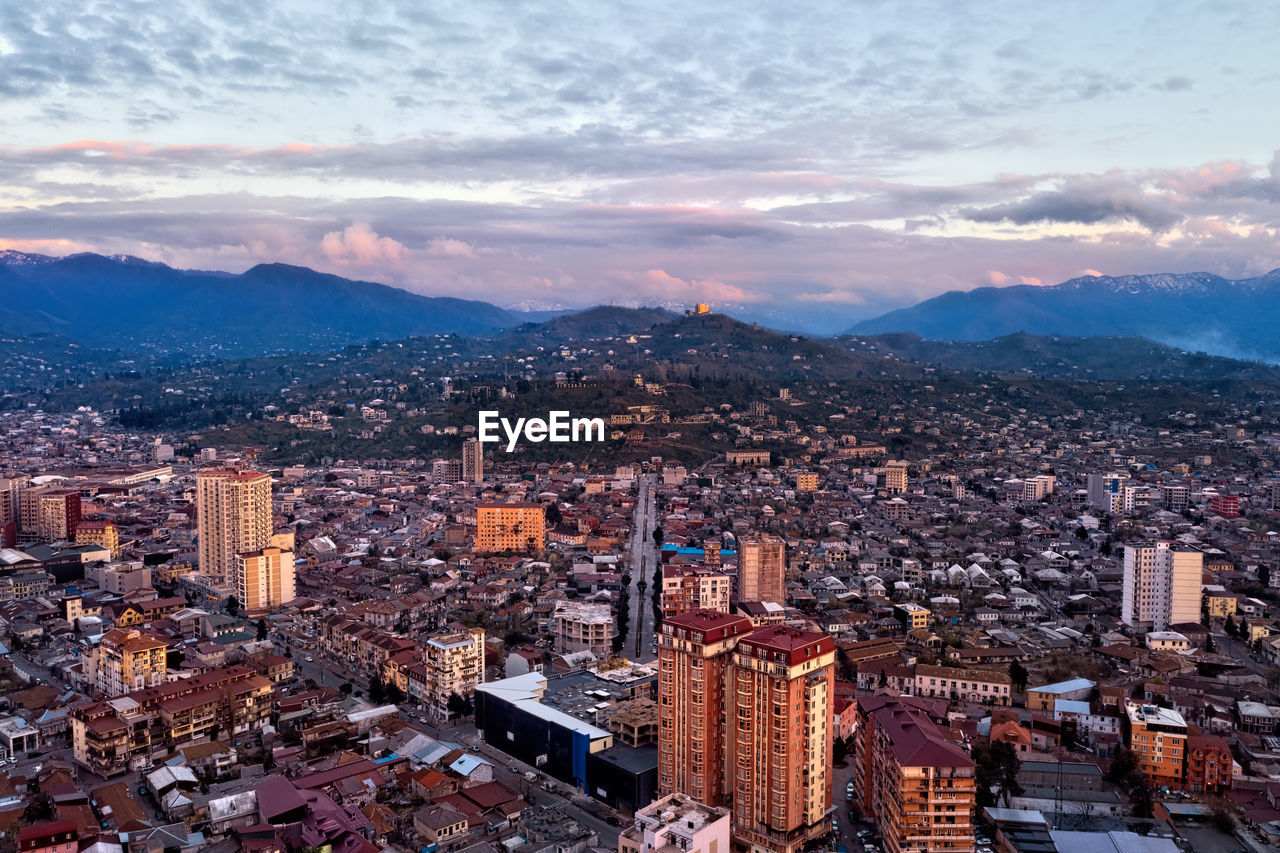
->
<box><xmin>319</xmin><ymin>223</ymin><xmax>407</xmax><ymax>265</ymax></box>
<box><xmin>1153</xmin><ymin>75</ymin><xmax>1194</xmax><ymax>92</ymax></box>
<box><xmin>794</xmin><ymin>290</ymin><xmax>868</xmax><ymax>304</ymax></box>
<box><xmin>607</xmin><ymin>269</ymin><xmax>765</xmax><ymax>305</ymax></box>
<box><xmin>425</xmin><ymin>237</ymin><xmax>477</xmax><ymax>259</ymax></box>
<box><xmin>962</xmin><ymin>180</ymin><xmax>1184</xmax><ymax>231</ymax></box>
<box><xmin>987</xmin><ymin>270</ymin><xmax>1044</xmax><ymax>286</ymax></box>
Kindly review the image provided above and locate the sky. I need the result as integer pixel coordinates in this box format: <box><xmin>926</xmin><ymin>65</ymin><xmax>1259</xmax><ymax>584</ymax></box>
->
<box><xmin>3</xmin><ymin>0</ymin><xmax>1280</xmax><ymax>332</ymax></box>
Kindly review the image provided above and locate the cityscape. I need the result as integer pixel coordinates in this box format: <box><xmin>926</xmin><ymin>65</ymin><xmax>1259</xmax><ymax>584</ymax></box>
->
<box><xmin>3</xmin><ymin>309</ymin><xmax>1280</xmax><ymax>853</ymax></box>
<box><xmin>5</xmin><ymin>3</ymin><xmax>1280</xmax><ymax>853</ymax></box>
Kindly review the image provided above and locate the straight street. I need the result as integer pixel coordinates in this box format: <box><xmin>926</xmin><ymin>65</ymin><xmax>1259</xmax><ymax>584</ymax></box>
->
<box><xmin>626</xmin><ymin>474</ymin><xmax>659</xmax><ymax>664</ymax></box>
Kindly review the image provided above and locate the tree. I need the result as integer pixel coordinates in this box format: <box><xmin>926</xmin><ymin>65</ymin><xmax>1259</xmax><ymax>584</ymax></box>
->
<box><xmin>256</xmin><ymin>619</ymin><xmax>269</xmax><ymax>641</ymax></box>
<box><xmin>369</xmin><ymin>674</ymin><xmax>386</xmax><ymax>704</ymax></box>
<box><xmin>652</xmin><ymin>526</ymin><xmax>664</xmax><ymax>547</ymax></box>
<box><xmin>1260</xmin><ymin>565</ymin><xmax>1271</xmax><ymax>588</ymax></box>
<box><xmin>1106</xmin><ymin>746</ymin><xmax>1138</xmax><ymax>784</ymax></box>
<box><xmin>1008</xmin><ymin>661</ymin><xmax>1029</xmax><ymax>692</ymax></box>
<box><xmin>386</xmin><ymin>682</ymin><xmax>405</xmax><ymax>705</ymax></box>
<box><xmin>447</xmin><ymin>692</ymin><xmax>473</xmax><ymax>719</ymax></box>
<box><xmin>973</xmin><ymin>741</ymin><xmax>1023</xmax><ymax>808</ymax></box>
<box><xmin>226</xmin><ymin>596</ymin><xmax>240</xmax><ymax>617</ymax></box>
<box><xmin>1225</xmin><ymin>614</ymin><xmax>1237</xmax><ymax>637</ymax></box>
<box><xmin>339</xmin><ymin>681</ymin><xmax>354</xmax><ymax>695</ymax></box>
<box><xmin>833</xmin><ymin>737</ymin><xmax>849</xmax><ymax>766</ymax></box>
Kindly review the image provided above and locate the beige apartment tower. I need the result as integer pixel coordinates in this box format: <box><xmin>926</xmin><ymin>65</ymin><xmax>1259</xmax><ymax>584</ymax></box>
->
<box><xmin>1122</xmin><ymin>542</ymin><xmax>1202</xmax><ymax>630</ymax></box>
<box><xmin>738</xmin><ymin>536</ymin><xmax>785</xmax><ymax>605</ymax></box>
<box><xmin>884</xmin><ymin>460</ymin><xmax>909</xmax><ymax>494</ymax></box>
<box><xmin>236</xmin><ymin>546</ymin><xmax>296</xmax><ymax>616</ymax></box>
<box><xmin>462</xmin><ymin>438</ymin><xmax>484</xmax><ymax>484</ymax></box>
<box><xmin>197</xmin><ymin>469</ymin><xmax>272</xmax><ymax>584</ymax></box>
<box><xmin>728</xmin><ymin>626</ymin><xmax>836</xmax><ymax>853</ymax></box>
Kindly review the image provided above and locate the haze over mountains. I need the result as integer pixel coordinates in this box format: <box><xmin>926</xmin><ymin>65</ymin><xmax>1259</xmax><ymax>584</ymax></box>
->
<box><xmin>849</xmin><ymin>270</ymin><xmax>1280</xmax><ymax>361</ymax></box>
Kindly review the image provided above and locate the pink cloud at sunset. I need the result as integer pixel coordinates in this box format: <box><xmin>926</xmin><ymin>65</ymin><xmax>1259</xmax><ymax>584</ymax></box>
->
<box><xmin>320</xmin><ymin>223</ymin><xmax>407</xmax><ymax>266</ymax></box>
<box><xmin>986</xmin><ymin>270</ymin><xmax>1044</xmax><ymax>286</ymax></box>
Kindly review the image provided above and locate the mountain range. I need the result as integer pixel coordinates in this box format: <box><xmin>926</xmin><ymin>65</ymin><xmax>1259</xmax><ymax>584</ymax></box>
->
<box><xmin>848</xmin><ymin>269</ymin><xmax>1280</xmax><ymax>360</ymax></box>
<box><xmin>0</xmin><ymin>251</ymin><xmax>525</xmax><ymax>358</ymax></box>
<box><xmin>6</xmin><ymin>251</ymin><xmax>1280</xmax><ymax>364</ymax></box>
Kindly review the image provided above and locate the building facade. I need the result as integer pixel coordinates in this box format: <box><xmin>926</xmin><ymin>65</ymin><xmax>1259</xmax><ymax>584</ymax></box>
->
<box><xmin>462</xmin><ymin>438</ymin><xmax>484</xmax><ymax>484</ymax></box>
<box><xmin>421</xmin><ymin>628</ymin><xmax>487</xmax><ymax>721</ymax></box>
<box><xmin>476</xmin><ymin>502</ymin><xmax>546</xmax><ymax>553</ymax></box>
<box><xmin>738</xmin><ymin>536</ymin><xmax>785</xmax><ymax>605</ymax></box>
<box><xmin>853</xmin><ymin>694</ymin><xmax>977</xmax><ymax>853</ymax></box>
<box><xmin>235</xmin><ymin>545</ymin><xmax>296</xmax><ymax>615</ymax></box>
<box><xmin>619</xmin><ymin>793</ymin><xmax>731</xmax><ymax>853</ymax></box>
<box><xmin>657</xmin><ymin>617</ymin><xmax>836</xmax><ymax>853</ymax></box>
<box><xmin>883</xmin><ymin>460</ymin><xmax>910</xmax><ymax>494</ymax></box>
<box><xmin>553</xmin><ymin>601</ymin><xmax>616</xmax><ymax>657</ymax></box>
<box><xmin>1121</xmin><ymin>701</ymin><xmax>1187</xmax><ymax>791</ymax></box>
<box><xmin>657</xmin><ymin>611</ymin><xmax>754</xmax><ymax>806</ymax></box>
<box><xmin>196</xmin><ymin>469</ymin><xmax>272</xmax><ymax>583</ymax></box>
<box><xmin>19</xmin><ymin>487</ymin><xmax>82</xmax><ymax>541</ymax></box>
<box><xmin>728</xmin><ymin>626</ymin><xmax>836</xmax><ymax>853</ymax></box>
<box><xmin>75</xmin><ymin>520</ymin><xmax>120</xmax><ymax>557</ymax></box>
<box><xmin>1121</xmin><ymin>543</ymin><xmax>1202</xmax><ymax>631</ymax></box>
<box><xmin>661</xmin><ymin>566</ymin><xmax>732</xmax><ymax>619</ymax></box>
<box><xmin>84</xmin><ymin>628</ymin><xmax>169</xmax><ymax>697</ymax></box>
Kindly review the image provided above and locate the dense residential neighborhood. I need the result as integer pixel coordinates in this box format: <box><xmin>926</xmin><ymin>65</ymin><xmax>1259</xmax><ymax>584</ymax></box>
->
<box><xmin>2</xmin><ymin>363</ymin><xmax>1280</xmax><ymax>853</ymax></box>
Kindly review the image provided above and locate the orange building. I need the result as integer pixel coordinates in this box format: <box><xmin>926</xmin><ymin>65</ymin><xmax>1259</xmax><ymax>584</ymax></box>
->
<box><xmin>1185</xmin><ymin>734</ymin><xmax>1233</xmax><ymax>794</ymax></box>
<box><xmin>1122</xmin><ymin>701</ymin><xmax>1187</xmax><ymax>790</ymax></box>
<box><xmin>852</xmin><ymin>694</ymin><xmax>976</xmax><ymax>853</ymax></box>
<box><xmin>476</xmin><ymin>502</ymin><xmax>546</xmax><ymax>553</ymax></box>
<box><xmin>657</xmin><ymin>610</ymin><xmax>753</xmax><ymax>806</ymax></box>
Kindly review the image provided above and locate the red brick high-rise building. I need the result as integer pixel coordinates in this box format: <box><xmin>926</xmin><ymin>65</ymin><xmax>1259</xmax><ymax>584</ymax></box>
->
<box><xmin>658</xmin><ymin>613</ymin><xmax>836</xmax><ymax>853</ymax></box>
<box><xmin>657</xmin><ymin>611</ymin><xmax>752</xmax><ymax>806</ymax></box>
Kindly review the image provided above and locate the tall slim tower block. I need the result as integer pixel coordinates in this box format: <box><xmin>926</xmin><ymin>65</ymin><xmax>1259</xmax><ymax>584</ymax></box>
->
<box><xmin>728</xmin><ymin>626</ymin><xmax>836</xmax><ymax>853</ymax></box>
<box><xmin>738</xmin><ymin>536</ymin><xmax>785</xmax><ymax>605</ymax></box>
<box><xmin>1122</xmin><ymin>542</ymin><xmax>1202</xmax><ymax>630</ymax></box>
<box><xmin>197</xmin><ymin>469</ymin><xmax>272</xmax><ymax>584</ymax></box>
<box><xmin>462</xmin><ymin>438</ymin><xmax>484</xmax><ymax>484</ymax></box>
<box><xmin>658</xmin><ymin>611</ymin><xmax>753</xmax><ymax>805</ymax></box>
<box><xmin>658</xmin><ymin>614</ymin><xmax>835</xmax><ymax>853</ymax></box>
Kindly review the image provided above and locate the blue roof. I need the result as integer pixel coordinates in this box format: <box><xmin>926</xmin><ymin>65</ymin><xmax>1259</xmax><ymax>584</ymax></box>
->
<box><xmin>661</xmin><ymin>545</ymin><xmax>737</xmax><ymax>557</ymax></box>
<box><xmin>449</xmin><ymin>754</ymin><xmax>493</xmax><ymax>777</ymax></box>
<box><xmin>1029</xmin><ymin>677</ymin><xmax>1095</xmax><ymax>695</ymax></box>
<box><xmin>1054</xmin><ymin>699</ymin><xmax>1092</xmax><ymax>715</ymax></box>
